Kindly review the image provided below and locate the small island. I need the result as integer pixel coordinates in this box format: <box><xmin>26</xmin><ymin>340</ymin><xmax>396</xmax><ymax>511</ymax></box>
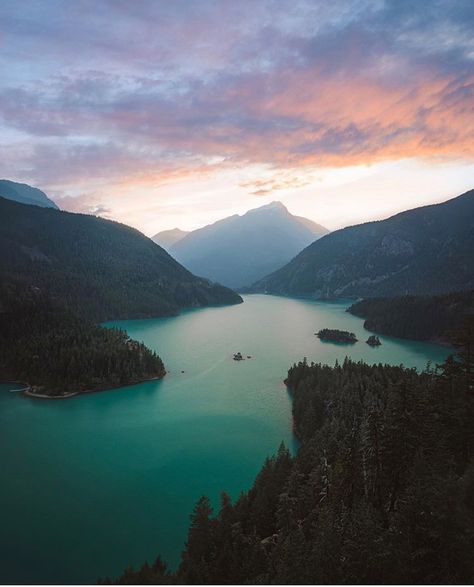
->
<box><xmin>316</xmin><ymin>328</ymin><xmax>358</xmax><ymax>344</ymax></box>
<box><xmin>233</xmin><ymin>352</ymin><xmax>244</xmax><ymax>361</ymax></box>
<box><xmin>366</xmin><ymin>335</ymin><xmax>382</xmax><ymax>346</ymax></box>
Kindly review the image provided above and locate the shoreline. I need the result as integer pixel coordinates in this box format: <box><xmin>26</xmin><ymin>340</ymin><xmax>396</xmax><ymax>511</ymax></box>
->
<box><xmin>24</xmin><ymin>388</ymin><xmax>77</xmax><ymax>399</ymax></box>
<box><xmin>21</xmin><ymin>373</ymin><xmax>166</xmax><ymax>401</ymax></box>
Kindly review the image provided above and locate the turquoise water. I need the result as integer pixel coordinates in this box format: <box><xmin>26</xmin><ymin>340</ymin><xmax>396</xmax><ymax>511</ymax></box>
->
<box><xmin>0</xmin><ymin>295</ymin><xmax>450</xmax><ymax>584</ymax></box>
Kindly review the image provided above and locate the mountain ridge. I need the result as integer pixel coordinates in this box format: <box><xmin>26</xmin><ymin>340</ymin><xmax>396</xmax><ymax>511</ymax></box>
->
<box><xmin>251</xmin><ymin>189</ymin><xmax>474</xmax><ymax>298</ymax></box>
<box><xmin>0</xmin><ymin>196</ymin><xmax>242</xmax><ymax>322</ymax></box>
<box><xmin>0</xmin><ymin>179</ymin><xmax>58</xmax><ymax>209</ymax></box>
<box><xmin>167</xmin><ymin>201</ymin><xmax>329</xmax><ymax>289</ymax></box>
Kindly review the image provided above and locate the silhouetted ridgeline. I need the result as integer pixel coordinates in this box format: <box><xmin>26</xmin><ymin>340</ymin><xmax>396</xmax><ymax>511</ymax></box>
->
<box><xmin>252</xmin><ymin>189</ymin><xmax>474</xmax><ymax>298</ymax></box>
<box><xmin>109</xmin><ymin>321</ymin><xmax>474</xmax><ymax>584</ymax></box>
<box><xmin>348</xmin><ymin>290</ymin><xmax>474</xmax><ymax>342</ymax></box>
<box><xmin>0</xmin><ymin>196</ymin><xmax>242</xmax><ymax>323</ymax></box>
<box><xmin>0</xmin><ymin>178</ymin><xmax>59</xmax><ymax>209</ymax></box>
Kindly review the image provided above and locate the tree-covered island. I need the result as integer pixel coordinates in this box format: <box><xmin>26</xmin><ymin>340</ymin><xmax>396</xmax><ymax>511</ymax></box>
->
<box><xmin>316</xmin><ymin>328</ymin><xmax>358</xmax><ymax>343</ymax></box>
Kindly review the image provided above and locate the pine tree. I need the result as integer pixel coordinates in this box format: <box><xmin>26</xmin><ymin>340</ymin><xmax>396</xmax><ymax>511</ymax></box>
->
<box><xmin>179</xmin><ymin>496</ymin><xmax>215</xmax><ymax>584</ymax></box>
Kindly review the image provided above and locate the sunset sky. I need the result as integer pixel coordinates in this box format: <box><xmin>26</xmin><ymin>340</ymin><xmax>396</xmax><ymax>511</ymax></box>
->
<box><xmin>1</xmin><ymin>0</ymin><xmax>473</xmax><ymax>235</ymax></box>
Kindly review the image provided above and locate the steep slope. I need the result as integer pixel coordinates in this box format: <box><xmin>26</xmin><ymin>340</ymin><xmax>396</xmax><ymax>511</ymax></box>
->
<box><xmin>169</xmin><ymin>201</ymin><xmax>329</xmax><ymax>289</ymax></box>
<box><xmin>152</xmin><ymin>227</ymin><xmax>189</xmax><ymax>250</ymax></box>
<box><xmin>0</xmin><ymin>197</ymin><xmax>242</xmax><ymax>322</ymax></box>
<box><xmin>0</xmin><ymin>179</ymin><xmax>59</xmax><ymax>209</ymax></box>
<box><xmin>253</xmin><ymin>189</ymin><xmax>474</xmax><ymax>298</ymax></box>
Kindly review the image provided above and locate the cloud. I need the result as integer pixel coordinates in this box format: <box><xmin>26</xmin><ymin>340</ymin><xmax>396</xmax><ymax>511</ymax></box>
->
<box><xmin>241</xmin><ymin>173</ymin><xmax>314</xmax><ymax>196</ymax></box>
<box><xmin>0</xmin><ymin>0</ymin><xmax>473</xmax><ymax>231</ymax></box>
<box><xmin>89</xmin><ymin>205</ymin><xmax>111</xmax><ymax>216</ymax></box>
<box><xmin>2</xmin><ymin>65</ymin><xmax>472</xmax><ymax>174</ymax></box>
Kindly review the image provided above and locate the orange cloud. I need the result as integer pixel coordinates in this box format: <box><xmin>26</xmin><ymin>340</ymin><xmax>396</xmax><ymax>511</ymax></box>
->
<box><xmin>234</xmin><ymin>69</ymin><xmax>474</xmax><ymax>167</ymax></box>
<box><xmin>240</xmin><ymin>172</ymin><xmax>313</xmax><ymax>196</ymax></box>
<box><xmin>1</xmin><ymin>0</ymin><xmax>473</xmax><ymax>230</ymax></box>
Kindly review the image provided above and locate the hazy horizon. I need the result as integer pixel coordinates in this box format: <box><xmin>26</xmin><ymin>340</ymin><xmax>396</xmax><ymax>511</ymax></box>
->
<box><xmin>149</xmin><ymin>187</ymin><xmax>470</xmax><ymax>240</ymax></box>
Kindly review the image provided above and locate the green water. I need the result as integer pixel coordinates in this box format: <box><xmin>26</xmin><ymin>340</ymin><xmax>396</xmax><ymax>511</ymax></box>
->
<box><xmin>0</xmin><ymin>295</ymin><xmax>450</xmax><ymax>584</ymax></box>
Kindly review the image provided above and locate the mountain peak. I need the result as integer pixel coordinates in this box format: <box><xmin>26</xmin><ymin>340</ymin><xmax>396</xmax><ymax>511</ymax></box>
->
<box><xmin>266</xmin><ymin>200</ymin><xmax>287</xmax><ymax>210</ymax></box>
<box><xmin>169</xmin><ymin>201</ymin><xmax>328</xmax><ymax>289</ymax></box>
<box><xmin>253</xmin><ymin>188</ymin><xmax>474</xmax><ymax>297</ymax></box>
<box><xmin>247</xmin><ymin>200</ymin><xmax>288</xmax><ymax>214</ymax></box>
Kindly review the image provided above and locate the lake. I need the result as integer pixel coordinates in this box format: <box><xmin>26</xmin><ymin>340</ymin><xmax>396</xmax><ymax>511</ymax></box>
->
<box><xmin>0</xmin><ymin>295</ymin><xmax>450</xmax><ymax>584</ymax></box>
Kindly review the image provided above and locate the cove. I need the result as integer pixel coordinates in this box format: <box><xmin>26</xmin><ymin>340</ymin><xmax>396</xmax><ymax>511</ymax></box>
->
<box><xmin>0</xmin><ymin>295</ymin><xmax>451</xmax><ymax>584</ymax></box>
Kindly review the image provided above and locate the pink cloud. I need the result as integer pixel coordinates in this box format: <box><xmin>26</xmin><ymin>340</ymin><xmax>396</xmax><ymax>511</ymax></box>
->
<box><xmin>0</xmin><ymin>0</ymin><xmax>473</xmax><ymax>221</ymax></box>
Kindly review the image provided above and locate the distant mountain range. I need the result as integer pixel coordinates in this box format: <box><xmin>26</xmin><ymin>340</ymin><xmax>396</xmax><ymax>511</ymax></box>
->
<box><xmin>152</xmin><ymin>227</ymin><xmax>190</xmax><ymax>249</ymax></box>
<box><xmin>158</xmin><ymin>201</ymin><xmax>328</xmax><ymax>289</ymax></box>
<box><xmin>0</xmin><ymin>196</ymin><xmax>242</xmax><ymax>321</ymax></box>
<box><xmin>0</xmin><ymin>179</ymin><xmax>58</xmax><ymax>209</ymax></box>
<box><xmin>252</xmin><ymin>189</ymin><xmax>474</xmax><ymax>298</ymax></box>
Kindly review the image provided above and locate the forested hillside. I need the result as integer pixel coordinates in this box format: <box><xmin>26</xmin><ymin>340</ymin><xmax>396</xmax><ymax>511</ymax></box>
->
<box><xmin>348</xmin><ymin>290</ymin><xmax>474</xmax><ymax>341</ymax></box>
<box><xmin>0</xmin><ymin>196</ymin><xmax>240</xmax><ymax>396</ymax></box>
<box><xmin>253</xmin><ymin>189</ymin><xmax>474</xmax><ymax>298</ymax></box>
<box><xmin>0</xmin><ymin>197</ymin><xmax>242</xmax><ymax>323</ymax></box>
<box><xmin>111</xmin><ymin>321</ymin><xmax>474</xmax><ymax>584</ymax></box>
<box><xmin>0</xmin><ymin>288</ymin><xmax>165</xmax><ymax>396</ymax></box>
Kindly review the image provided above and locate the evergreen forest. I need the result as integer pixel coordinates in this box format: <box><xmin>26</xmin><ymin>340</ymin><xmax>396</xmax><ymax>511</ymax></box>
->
<box><xmin>109</xmin><ymin>319</ymin><xmax>474</xmax><ymax>584</ymax></box>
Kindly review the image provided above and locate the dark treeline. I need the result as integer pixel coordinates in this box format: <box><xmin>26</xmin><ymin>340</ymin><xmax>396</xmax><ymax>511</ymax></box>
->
<box><xmin>0</xmin><ymin>286</ymin><xmax>165</xmax><ymax>396</ymax></box>
<box><xmin>348</xmin><ymin>290</ymin><xmax>474</xmax><ymax>342</ymax></box>
<box><xmin>110</xmin><ymin>320</ymin><xmax>474</xmax><ymax>584</ymax></box>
